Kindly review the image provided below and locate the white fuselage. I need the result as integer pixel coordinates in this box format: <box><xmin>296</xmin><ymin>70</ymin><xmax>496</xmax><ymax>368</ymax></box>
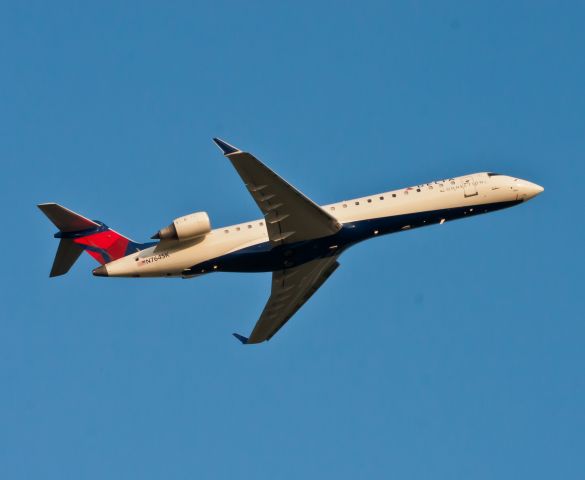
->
<box><xmin>102</xmin><ymin>172</ymin><xmax>542</xmax><ymax>278</ymax></box>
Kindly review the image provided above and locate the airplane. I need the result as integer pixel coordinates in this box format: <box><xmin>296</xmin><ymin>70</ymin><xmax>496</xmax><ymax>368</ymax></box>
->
<box><xmin>38</xmin><ymin>138</ymin><xmax>544</xmax><ymax>344</ymax></box>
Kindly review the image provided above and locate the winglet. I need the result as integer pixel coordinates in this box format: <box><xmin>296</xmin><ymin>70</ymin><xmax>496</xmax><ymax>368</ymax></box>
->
<box><xmin>213</xmin><ymin>138</ymin><xmax>240</xmax><ymax>155</ymax></box>
<box><xmin>232</xmin><ymin>333</ymin><xmax>249</xmax><ymax>344</ymax></box>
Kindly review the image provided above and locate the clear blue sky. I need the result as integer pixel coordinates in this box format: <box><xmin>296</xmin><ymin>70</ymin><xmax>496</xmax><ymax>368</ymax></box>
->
<box><xmin>2</xmin><ymin>1</ymin><xmax>584</xmax><ymax>478</ymax></box>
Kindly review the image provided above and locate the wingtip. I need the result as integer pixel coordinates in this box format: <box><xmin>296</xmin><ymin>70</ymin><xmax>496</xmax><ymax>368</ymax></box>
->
<box><xmin>232</xmin><ymin>333</ymin><xmax>249</xmax><ymax>345</ymax></box>
<box><xmin>212</xmin><ymin>137</ymin><xmax>240</xmax><ymax>155</ymax></box>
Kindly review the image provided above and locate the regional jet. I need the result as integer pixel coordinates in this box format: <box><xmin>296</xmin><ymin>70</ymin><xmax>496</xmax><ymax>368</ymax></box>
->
<box><xmin>39</xmin><ymin>139</ymin><xmax>543</xmax><ymax>344</ymax></box>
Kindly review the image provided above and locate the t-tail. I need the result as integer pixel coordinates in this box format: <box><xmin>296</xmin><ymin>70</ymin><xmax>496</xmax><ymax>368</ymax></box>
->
<box><xmin>38</xmin><ymin>203</ymin><xmax>152</xmax><ymax>277</ymax></box>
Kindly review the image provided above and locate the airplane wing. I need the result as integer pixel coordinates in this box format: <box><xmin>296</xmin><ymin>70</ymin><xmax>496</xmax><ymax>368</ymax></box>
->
<box><xmin>233</xmin><ymin>255</ymin><xmax>340</xmax><ymax>344</ymax></box>
<box><xmin>213</xmin><ymin>138</ymin><xmax>341</xmax><ymax>246</ymax></box>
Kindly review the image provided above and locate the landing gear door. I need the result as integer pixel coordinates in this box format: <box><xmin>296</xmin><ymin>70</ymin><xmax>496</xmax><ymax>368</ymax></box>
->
<box><xmin>463</xmin><ymin>176</ymin><xmax>478</xmax><ymax>197</ymax></box>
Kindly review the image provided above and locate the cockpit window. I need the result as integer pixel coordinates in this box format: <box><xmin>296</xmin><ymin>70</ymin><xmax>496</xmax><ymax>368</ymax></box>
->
<box><xmin>487</xmin><ymin>172</ymin><xmax>503</xmax><ymax>177</ymax></box>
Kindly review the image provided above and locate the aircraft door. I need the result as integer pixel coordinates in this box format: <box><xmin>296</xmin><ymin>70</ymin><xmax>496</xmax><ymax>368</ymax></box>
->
<box><xmin>463</xmin><ymin>176</ymin><xmax>478</xmax><ymax>197</ymax></box>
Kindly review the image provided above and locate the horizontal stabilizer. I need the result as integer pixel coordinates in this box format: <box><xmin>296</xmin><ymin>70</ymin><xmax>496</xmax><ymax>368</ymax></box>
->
<box><xmin>37</xmin><ymin>203</ymin><xmax>98</xmax><ymax>232</ymax></box>
<box><xmin>232</xmin><ymin>333</ymin><xmax>249</xmax><ymax>344</ymax></box>
<box><xmin>50</xmin><ymin>238</ymin><xmax>85</xmax><ymax>277</ymax></box>
<box><xmin>38</xmin><ymin>202</ymin><xmax>151</xmax><ymax>275</ymax></box>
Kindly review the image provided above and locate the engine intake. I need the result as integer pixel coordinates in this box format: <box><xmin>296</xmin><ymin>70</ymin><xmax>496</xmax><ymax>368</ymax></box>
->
<box><xmin>152</xmin><ymin>212</ymin><xmax>211</xmax><ymax>241</ymax></box>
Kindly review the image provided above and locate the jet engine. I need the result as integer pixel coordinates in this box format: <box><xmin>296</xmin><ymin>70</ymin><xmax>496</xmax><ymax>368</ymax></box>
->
<box><xmin>151</xmin><ymin>212</ymin><xmax>211</xmax><ymax>241</ymax></box>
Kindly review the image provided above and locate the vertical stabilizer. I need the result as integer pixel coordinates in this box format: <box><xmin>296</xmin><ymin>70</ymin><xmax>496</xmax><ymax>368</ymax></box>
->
<box><xmin>38</xmin><ymin>203</ymin><xmax>152</xmax><ymax>276</ymax></box>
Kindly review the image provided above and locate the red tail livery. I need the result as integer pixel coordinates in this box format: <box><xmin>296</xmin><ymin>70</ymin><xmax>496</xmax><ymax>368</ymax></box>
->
<box><xmin>38</xmin><ymin>203</ymin><xmax>150</xmax><ymax>276</ymax></box>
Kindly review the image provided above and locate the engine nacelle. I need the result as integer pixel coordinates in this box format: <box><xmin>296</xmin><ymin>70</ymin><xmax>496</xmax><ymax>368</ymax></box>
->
<box><xmin>152</xmin><ymin>212</ymin><xmax>211</xmax><ymax>241</ymax></box>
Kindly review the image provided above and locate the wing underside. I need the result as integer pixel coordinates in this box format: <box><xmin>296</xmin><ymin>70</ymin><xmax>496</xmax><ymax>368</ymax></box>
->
<box><xmin>235</xmin><ymin>255</ymin><xmax>340</xmax><ymax>344</ymax></box>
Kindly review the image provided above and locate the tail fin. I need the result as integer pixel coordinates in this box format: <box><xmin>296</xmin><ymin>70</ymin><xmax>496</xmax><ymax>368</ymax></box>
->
<box><xmin>38</xmin><ymin>203</ymin><xmax>151</xmax><ymax>277</ymax></box>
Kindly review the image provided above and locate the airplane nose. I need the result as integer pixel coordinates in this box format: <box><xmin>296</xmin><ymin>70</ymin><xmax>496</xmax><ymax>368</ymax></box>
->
<box><xmin>520</xmin><ymin>181</ymin><xmax>544</xmax><ymax>200</ymax></box>
<box><xmin>92</xmin><ymin>265</ymin><xmax>109</xmax><ymax>277</ymax></box>
<box><xmin>512</xmin><ymin>178</ymin><xmax>544</xmax><ymax>202</ymax></box>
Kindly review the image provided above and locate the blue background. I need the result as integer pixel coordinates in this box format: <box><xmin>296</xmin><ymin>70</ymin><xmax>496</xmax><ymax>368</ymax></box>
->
<box><xmin>2</xmin><ymin>1</ymin><xmax>584</xmax><ymax>478</ymax></box>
